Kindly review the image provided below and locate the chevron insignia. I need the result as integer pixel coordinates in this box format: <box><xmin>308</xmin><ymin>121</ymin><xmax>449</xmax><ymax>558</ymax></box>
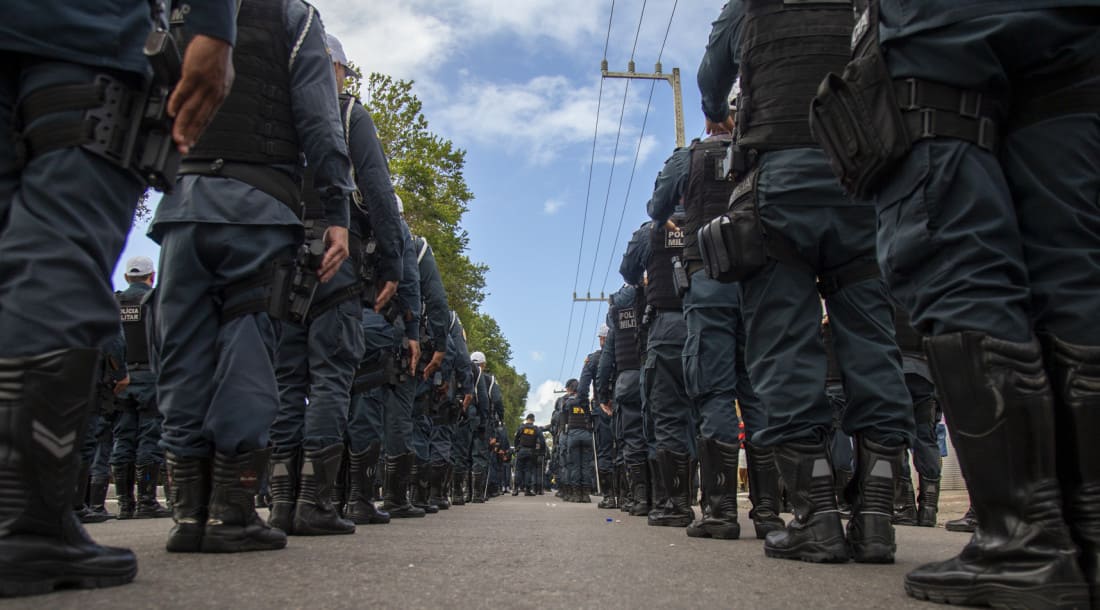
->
<box><xmin>32</xmin><ymin>420</ymin><xmax>76</xmax><ymax>459</ymax></box>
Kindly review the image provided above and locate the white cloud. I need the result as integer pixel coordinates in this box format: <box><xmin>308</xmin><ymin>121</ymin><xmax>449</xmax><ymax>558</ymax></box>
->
<box><xmin>524</xmin><ymin>379</ymin><xmax>565</xmax><ymax>425</ymax></box>
<box><xmin>542</xmin><ymin>200</ymin><xmax>564</xmax><ymax>215</ymax></box>
<box><xmin>530</xmin><ymin>350</ymin><xmax>545</xmax><ymax>361</ymax></box>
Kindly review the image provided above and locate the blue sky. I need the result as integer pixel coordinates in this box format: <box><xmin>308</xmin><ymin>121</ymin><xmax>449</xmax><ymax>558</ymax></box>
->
<box><xmin>112</xmin><ymin>1</ymin><xmax>725</xmax><ymax>424</ymax></box>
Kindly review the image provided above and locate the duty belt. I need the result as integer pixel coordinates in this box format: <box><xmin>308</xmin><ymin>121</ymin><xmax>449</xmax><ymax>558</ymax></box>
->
<box><xmin>893</xmin><ymin>79</ymin><xmax>999</xmax><ymax>151</ymax></box>
<box><xmin>179</xmin><ymin>159</ymin><xmax>302</xmax><ymax>215</ymax></box>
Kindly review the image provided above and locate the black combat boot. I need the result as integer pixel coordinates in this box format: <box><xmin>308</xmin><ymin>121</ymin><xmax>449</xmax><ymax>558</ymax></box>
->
<box><xmin>266</xmin><ymin>446</ymin><xmax>299</xmax><ymax>534</ymax></box>
<box><xmin>411</xmin><ymin>461</ymin><xmax>439</xmax><ymax>514</ymax></box>
<box><xmin>687</xmin><ymin>438</ymin><xmax>741</xmax><ymax>540</ymax></box>
<box><xmin>1042</xmin><ymin>334</ymin><xmax>1100</xmax><ymax>607</ymax></box>
<box><xmin>134</xmin><ymin>462</ymin><xmax>171</xmax><ymax>519</ymax></box>
<box><xmin>893</xmin><ymin>467</ymin><xmax>918</xmax><ymax>526</ymax></box>
<box><xmin>471</xmin><ymin>469</ymin><xmax>487</xmax><ymax>503</ymax></box>
<box><xmin>293</xmin><ymin>443</ymin><xmax>356</xmax><ymax>535</ymax></box>
<box><xmin>847</xmin><ymin>436</ymin><xmax>904</xmax><ymax>563</ymax></box>
<box><xmin>161</xmin><ymin>463</ymin><xmax>173</xmax><ymax>511</ymax></box>
<box><xmin>916</xmin><ymin>476</ymin><xmax>940</xmax><ymax>528</ymax></box>
<box><xmin>383</xmin><ymin>453</ymin><xmax>425</xmax><ymax>518</ymax></box>
<box><xmin>332</xmin><ymin>447</ymin><xmax>349</xmax><ymax>517</ymax></box>
<box><xmin>73</xmin><ymin>461</ymin><xmax>93</xmax><ymax>523</ymax></box>
<box><xmin>763</xmin><ymin>439</ymin><xmax>849</xmax><ymax>563</ymax></box>
<box><xmin>429</xmin><ymin>462</ymin><xmax>450</xmax><ymax>509</ymax></box>
<box><xmin>598</xmin><ymin>469</ymin><xmax>618</xmax><ymax>509</ymax></box>
<box><xmin>647</xmin><ymin>457</ymin><xmax>669</xmax><ymax>521</ymax></box>
<box><xmin>451</xmin><ymin>468</ymin><xmax>467</xmax><ymax>506</ymax></box>
<box><xmin>112</xmin><ymin>462</ymin><xmax>136</xmax><ymax>520</ymax></box>
<box><xmin>0</xmin><ymin>350</ymin><xmax>138</xmax><ymax>597</ymax></box>
<box><xmin>164</xmin><ymin>452</ymin><xmax>209</xmax><ymax>553</ymax></box>
<box><xmin>945</xmin><ymin>505</ymin><xmax>977</xmax><ymax>533</ymax></box>
<box><xmin>649</xmin><ymin>449</ymin><xmax>694</xmax><ymax>528</ymax></box>
<box><xmin>86</xmin><ymin>476</ymin><xmax>115</xmax><ymax>522</ymax></box>
<box><xmin>616</xmin><ymin>464</ymin><xmax>628</xmax><ymax>508</ymax></box>
<box><xmin>905</xmin><ymin>333</ymin><xmax>1088</xmax><ymax>608</ymax></box>
<box><xmin>201</xmin><ymin>449</ymin><xmax>287</xmax><ymax>553</ymax></box>
<box><xmin>443</xmin><ymin>465</ymin><xmax>456</xmax><ymax>505</ymax></box>
<box><xmin>627</xmin><ymin>462</ymin><xmax>650</xmax><ymax>516</ymax></box>
<box><xmin>346</xmin><ymin>446</ymin><xmax>390</xmax><ymax>524</ymax></box>
<box><xmin>578</xmin><ymin>485</ymin><xmax>592</xmax><ymax>503</ymax></box>
<box><xmin>745</xmin><ymin>443</ymin><xmax>785</xmax><ymax>539</ymax></box>
<box><xmin>834</xmin><ymin>468</ymin><xmax>853</xmax><ymax>519</ymax></box>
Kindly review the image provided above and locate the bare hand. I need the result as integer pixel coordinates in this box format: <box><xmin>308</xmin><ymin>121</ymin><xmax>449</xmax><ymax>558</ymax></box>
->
<box><xmin>318</xmin><ymin>226</ymin><xmax>349</xmax><ymax>283</ymax></box>
<box><xmin>113</xmin><ymin>375</ymin><xmax>131</xmax><ymax>396</ymax></box>
<box><xmin>705</xmin><ymin>116</ymin><xmax>735</xmax><ymax>136</ymax></box>
<box><xmin>374</xmin><ymin>280</ymin><xmax>398</xmax><ymax>312</ymax></box>
<box><xmin>423</xmin><ymin>351</ymin><xmax>446</xmax><ymax>380</ymax></box>
<box><xmin>665</xmin><ymin>219</ymin><xmax>680</xmax><ymax>232</ymax></box>
<box><xmin>600</xmin><ymin>403</ymin><xmax>613</xmax><ymax>417</ymax></box>
<box><xmin>462</xmin><ymin>394</ymin><xmax>473</xmax><ymax>411</ymax></box>
<box><xmin>168</xmin><ymin>35</ymin><xmax>234</xmax><ymax>154</ymax></box>
<box><xmin>407</xmin><ymin>339</ymin><xmax>420</xmax><ymax>376</ymax></box>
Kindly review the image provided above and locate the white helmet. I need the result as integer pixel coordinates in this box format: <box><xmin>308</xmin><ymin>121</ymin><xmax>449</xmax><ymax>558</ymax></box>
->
<box><xmin>597</xmin><ymin>324</ymin><xmax>609</xmax><ymax>338</ymax></box>
<box><xmin>470</xmin><ymin>351</ymin><xmax>486</xmax><ymax>365</ymax></box>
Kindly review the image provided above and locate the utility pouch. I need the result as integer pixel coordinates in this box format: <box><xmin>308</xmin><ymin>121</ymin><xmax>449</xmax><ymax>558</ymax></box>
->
<box><xmin>809</xmin><ymin>0</ymin><xmax>911</xmax><ymax>199</ymax></box>
<box><xmin>352</xmin><ymin>350</ymin><xmax>399</xmax><ymax>395</ymax></box>
<box><xmin>698</xmin><ymin>168</ymin><xmax>768</xmax><ymax>283</ymax></box>
<box><xmin>284</xmin><ymin>221</ymin><xmax>325</xmax><ymax>324</ymax></box>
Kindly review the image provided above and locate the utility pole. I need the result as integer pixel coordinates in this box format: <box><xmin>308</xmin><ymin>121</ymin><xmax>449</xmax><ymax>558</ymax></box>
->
<box><xmin>601</xmin><ymin>59</ymin><xmax>686</xmax><ymax>148</ymax></box>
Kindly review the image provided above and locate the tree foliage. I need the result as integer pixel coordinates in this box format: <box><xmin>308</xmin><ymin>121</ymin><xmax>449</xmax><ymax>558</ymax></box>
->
<box><xmin>345</xmin><ymin>65</ymin><xmax>529</xmax><ymax>433</ymax></box>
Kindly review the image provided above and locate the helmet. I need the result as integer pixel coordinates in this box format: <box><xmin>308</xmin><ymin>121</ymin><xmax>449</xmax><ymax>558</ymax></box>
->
<box><xmin>597</xmin><ymin>324</ymin><xmax>609</xmax><ymax>338</ymax></box>
<box><xmin>470</xmin><ymin>351</ymin><xmax>486</xmax><ymax>365</ymax></box>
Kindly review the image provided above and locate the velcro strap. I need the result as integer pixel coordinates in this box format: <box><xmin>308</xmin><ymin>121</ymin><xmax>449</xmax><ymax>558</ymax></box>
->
<box><xmin>217</xmin><ymin>259</ymin><xmax>283</xmax><ymax>323</ymax></box>
<box><xmin>19</xmin><ymin>82</ymin><xmax>105</xmax><ymax>125</ymax></box>
<box><xmin>817</xmin><ymin>257</ymin><xmax>880</xmax><ymax>297</ymax></box>
<box><xmin>893</xmin><ymin>78</ymin><xmax>999</xmax><ymax>151</ymax></box>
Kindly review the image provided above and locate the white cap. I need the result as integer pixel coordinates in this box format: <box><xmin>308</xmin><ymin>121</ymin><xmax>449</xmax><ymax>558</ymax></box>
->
<box><xmin>125</xmin><ymin>256</ymin><xmax>154</xmax><ymax>276</ymax></box>
<box><xmin>597</xmin><ymin>324</ymin><xmax>609</xmax><ymax>338</ymax></box>
<box><xmin>470</xmin><ymin>351</ymin><xmax>486</xmax><ymax>365</ymax></box>
<box><xmin>325</xmin><ymin>34</ymin><xmax>361</xmax><ymax>78</ymax></box>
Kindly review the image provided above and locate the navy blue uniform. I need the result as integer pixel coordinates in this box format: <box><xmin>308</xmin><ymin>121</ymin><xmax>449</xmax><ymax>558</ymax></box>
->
<box><xmin>854</xmin><ymin>3</ymin><xmax>1100</xmax><ymax>604</ymax></box>
<box><xmin>152</xmin><ymin>0</ymin><xmax>354</xmax><ymax>458</ymax></box>
<box><xmin>697</xmin><ymin>1</ymin><xmax>912</xmax><ymax>449</ymax></box>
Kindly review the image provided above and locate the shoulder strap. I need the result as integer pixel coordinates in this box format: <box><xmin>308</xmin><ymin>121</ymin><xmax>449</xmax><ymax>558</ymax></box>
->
<box><xmin>416</xmin><ymin>237</ymin><xmax>430</xmax><ymax>264</ymax></box>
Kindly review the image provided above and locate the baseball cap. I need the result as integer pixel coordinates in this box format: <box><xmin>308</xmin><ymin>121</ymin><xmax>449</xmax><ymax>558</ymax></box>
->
<box><xmin>470</xmin><ymin>351</ymin><xmax>486</xmax><ymax>365</ymax></box>
<box><xmin>125</xmin><ymin>256</ymin><xmax>154</xmax><ymax>276</ymax></box>
<box><xmin>597</xmin><ymin>324</ymin><xmax>609</xmax><ymax>338</ymax></box>
<box><xmin>326</xmin><ymin>34</ymin><xmax>362</xmax><ymax>78</ymax></box>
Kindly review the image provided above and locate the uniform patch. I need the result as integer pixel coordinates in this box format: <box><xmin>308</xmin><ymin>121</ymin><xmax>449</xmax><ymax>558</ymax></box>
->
<box><xmin>617</xmin><ymin>308</ymin><xmax>637</xmax><ymax>330</ymax></box>
<box><xmin>665</xmin><ymin>228</ymin><xmax>685</xmax><ymax>249</ymax></box>
<box><xmin>119</xmin><ymin>305</ymin><xmax>142</xmax><ymax>323</ymax></box>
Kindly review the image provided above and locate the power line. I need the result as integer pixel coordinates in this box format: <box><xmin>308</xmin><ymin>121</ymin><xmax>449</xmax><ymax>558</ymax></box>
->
<box><xmin>598</xmin><ymin>0</ymin><xmax>680</xmax><ymax>297</ymax></box>
<box><xmin>558</xmin><ymin>0</ymin><xmax>617</xmax><ymax>380</ymax></box>
<box><xmin>567</xmin><ymin>0</ymin><xmax>649</xmax><ymax>376</ymax></box>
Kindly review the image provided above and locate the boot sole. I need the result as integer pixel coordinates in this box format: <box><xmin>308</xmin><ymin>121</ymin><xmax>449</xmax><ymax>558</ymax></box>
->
<box><xmin>764</xmin><ymin>540</ymin><xmax>850</xmax><ymax>563</ymax></box>
<box><xmin>686</xmin><ymin>523</ymin><xmax>741</xmax><ymax>540</ymax></box>
<box><xmin>200</xmin><ymin>537</ymin><xmax>287</xmax><ymax>553</ymax></box>
<box><xmin>648</xmin><ymin>517</ymin><xmax>693</xmax><ymax>528</ymax></box>
<box><xmin>0</xmin><ymin>565</ymin><xmax>136</xmax><ymax>598</ymax></box>
<box><xmin>904</xmin><ymin>579</ymin><xmax>1089</xmax><ymax>610</ymax></box>
<box><xmin>944</xmin><ymin>525</ymin><xmax>976</xmax><ymax>533</ymax></box>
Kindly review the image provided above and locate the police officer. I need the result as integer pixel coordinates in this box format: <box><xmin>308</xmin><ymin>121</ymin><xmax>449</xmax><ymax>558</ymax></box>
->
<box><xmin>0</xmin><ymin>0</ymin><xmax>233</xmax><ymax>594</ymax></box>
<box><xmin>563</xmin><ymin>394</ymin><xmax>595</xmax><ymax>503</ymax></box>
<box><xmin>552</xmin><ymin>379</ymin><xmax>579</xmax><ymax>500</ymax></box>
<box><xmin>442</xmin><ymin>312</ymin><xmax>474</xmax><ymax>507</ymax></box>
<box><xmin>812</xmin><ymin>2</ymin><xmax>1100</xmax><ymax>604</ymax></box>
<box><xmin>620</xmin><ymin>215</ymin><xmax>696</xmax><ymax>529</ymax></box>
<box><xmin>409</xmin><ymin>235</ymin><xmax>450</xmax><ymax>514</ymax></box>
<box><xmin>891</xmin><ymin>309</ymin><xmax>941</xmax><ymax>528</ymax></box>
<box><xmin>514</xmin><ymin>414</ymin><xmax>543</xmax><ymax>495</ymax></box>
<box><xmin>579</xmin><ymin>326</ymin><xmax>614</xmax><ymax>506</ymax></box>
<box><xmin>647</xmin><ymin>121</ymin><xmax>783</xmax><ymax>540</ymax></box>
<box><xmin>152</xmin><ymin>0</ymin><xmax>354</xmax><ymax>554</ymax></box>
<box><xmin>597</xmin><ymin>283</ymin><xmax>651</xmax><ymax>517</ymax></box>
<box><xmin>698</xmin><ymin>1</ymin><xmax>913</xmax><ymax>563</ymax></box>
<box><xmin>78</xmin><ymin>330</ymin><xmax>130</xmax><ymax>524</ymax></box>
<box><xmin>343</xmin><ymin>218</ymin><xmax>418</xmax><ymax>521</ymax></box>
<box><xmin>469</xmin><ymin>352</ymin><xmax>503</xmax><ymax>503</ymax></box>
<box><xmin>112</xmin><ymin>256</ymin><xmax>171</xmax><ymax>520</ymax></box>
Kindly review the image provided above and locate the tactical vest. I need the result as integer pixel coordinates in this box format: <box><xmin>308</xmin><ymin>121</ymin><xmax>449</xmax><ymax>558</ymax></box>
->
<box><xmin>683</xmin><ymin>136</ymin><xmax>736</xmax><ymax>263</ymax></box>
<box><xmin>738</xmin><ymin>0</ymin><xmax>854</xmax><ymax>151</ymax></box>
<box><xmin>117</xmin><ymin>290</ymin><xmax>149</xmax><ymax>365</ymax></box>
<box><xmin>518</xmin><ymin>424</ymin><xmax>539</xmax><ymax>448</ymax></box>
<box><xmin>611</xmin><ymin>302</ymin><xmax>641</xmax><ymax>371</ymax></box>
<box><xmin>646</xmin><ymin>216</ymin><xmax>685</xmax><ymax>310</ymax></box>
<box><xmin>184</xmin><ymin>0</ymin><xmax>299</xmax><ymax>166</ymax></box>
<box><xmin>894</xmin><ymin>307</ymin><xmax>924</xmax><ymax>355</ymax></box>
<box><xmin>566</xmin><ymin>400</ymin><xmax>589</xmax><ymax>429</ymax></box>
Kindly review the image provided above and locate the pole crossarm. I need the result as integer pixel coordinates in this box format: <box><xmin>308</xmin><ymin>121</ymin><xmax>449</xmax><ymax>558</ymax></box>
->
<box><xmin>600</xmin><ymin>61</ymin><xmax>685</xmax><ymax>148</ymax></box>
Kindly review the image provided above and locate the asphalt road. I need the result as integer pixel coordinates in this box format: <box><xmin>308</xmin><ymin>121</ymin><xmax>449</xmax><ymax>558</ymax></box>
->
<box><xmin>1</xmin><ymin>492</ymin><xmax>973</xmax><ymax>609</ymax></box>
